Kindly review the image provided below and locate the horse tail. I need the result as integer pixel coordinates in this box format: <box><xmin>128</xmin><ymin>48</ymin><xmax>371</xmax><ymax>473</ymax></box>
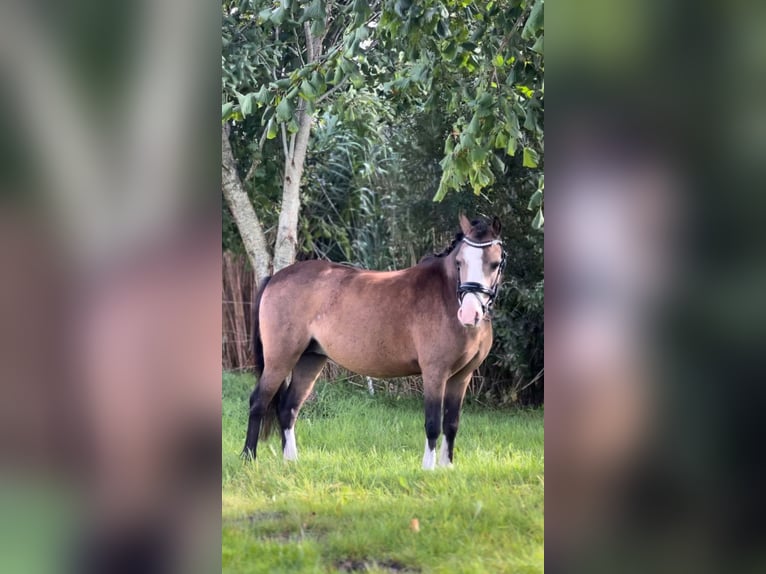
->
<box><xmin>259</xmin><ymin>380</ymin><xmax>286</xmax><ymax>440</ymax></box>
<box><xmin>251</xmin><ymin>275</ymin><xmax>285</xmax><ymax>440</ymax></box>
<box><xmin>251</xmin><ymin>276</ymin><xmax>271</xmax><ymax>379</ymax></box>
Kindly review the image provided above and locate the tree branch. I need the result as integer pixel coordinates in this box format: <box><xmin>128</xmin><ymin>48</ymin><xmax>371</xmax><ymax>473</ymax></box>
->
<box><xmin>280</xmin><ymin>121</ymin><xmax>290</xmax><ymax>159</ymax></box>
<box><xmin>244</xmin><ymin>127</ymin><xmax>269</xmax><ymax>184</ymax></box>
<box><xmin>304</xmin><ymin>22</ymin><xmax>315</xmax><ymax>62</ymax></box>
<box><xmin>221</xmin><ymin>124</ymin><xmax>272</xmax><ymax>284</ymax></box>
<box><xmin>289</xmin><ymin>131</ymin><xmax>297</xmax><ymax>163</ymax></box>
<box><xmin>316</xmin><ymin>77</ymin><xmax>349</xmax><ymax>104</ymax></box>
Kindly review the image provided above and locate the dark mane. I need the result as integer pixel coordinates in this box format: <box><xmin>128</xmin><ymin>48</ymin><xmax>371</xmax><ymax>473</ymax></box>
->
<box><xmin>418</xmin><ymin>233</ymin><xmax>462</xmax><ymax>264</ymax></box>
<box><xmin>435</xmin><ymin>233</ymin><xmax>464</xmax><ymax>257</ymax></box>
<box><xmin>419</xmin><ymin>218</ymin><xmax>494</xmax><ymax>264</ymax></box>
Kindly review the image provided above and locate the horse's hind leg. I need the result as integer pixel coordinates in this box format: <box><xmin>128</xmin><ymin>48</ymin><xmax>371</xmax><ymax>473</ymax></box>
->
<box><xmin>277</xmin><ymin>352</ymin><xmax>327</xmax><ymax>461</ymax></box>
<box><xmin>243</xmin><ymin>362</ymin><xmax>293</xmax><ymax>460</ymax></box>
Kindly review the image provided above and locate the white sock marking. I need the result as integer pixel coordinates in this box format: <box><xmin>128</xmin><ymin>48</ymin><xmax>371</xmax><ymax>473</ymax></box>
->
<box><xmin>283</xmin><ymin>427</ymin><xmax>298</xmax><ymax>461</ymax></box>
<box><xmin>438</xmin><ymin>437</ymin><xmax>453</xmax><ymax>467</ymax></box>
<box><xmin>422</xmin><ymin>437</ymin><xmax>436</xmax><ymax>470</ymax></box>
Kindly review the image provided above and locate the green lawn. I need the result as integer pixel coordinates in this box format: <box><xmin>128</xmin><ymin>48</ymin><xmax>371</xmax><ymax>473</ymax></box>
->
<box><xmin>222</xmin><ymin>373</ymin><xmax>544</xmax><ymax>574</ymax></box>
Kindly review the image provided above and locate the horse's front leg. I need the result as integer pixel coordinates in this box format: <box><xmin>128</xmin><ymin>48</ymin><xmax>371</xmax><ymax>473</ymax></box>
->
<box><xmin>440</xmin><ymin>371</ymin><xmax>473</xmax><ymax>467</ymax></box>
<box><xmin>421</xmin><ymin>371</ymin><xmax>447</xmax><ymax>470</ymax></box>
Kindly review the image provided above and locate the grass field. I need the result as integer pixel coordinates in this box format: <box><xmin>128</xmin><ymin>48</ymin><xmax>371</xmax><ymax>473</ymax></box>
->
<box><xmin>222</xmin><ymin>373</ymin><xmax>544</xmax><ymax>574</ymax></box>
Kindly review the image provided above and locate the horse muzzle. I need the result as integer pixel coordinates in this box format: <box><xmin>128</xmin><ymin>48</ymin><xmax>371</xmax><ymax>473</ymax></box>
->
<box><xmin>457</xmin><ymin>282</ymin><xmax>496</xmax><ymax>327</ymax></box>
<box><xmin>458</xmin><ymin>295</ymin><xmax>485</xmax><ymax>327</ymax></box>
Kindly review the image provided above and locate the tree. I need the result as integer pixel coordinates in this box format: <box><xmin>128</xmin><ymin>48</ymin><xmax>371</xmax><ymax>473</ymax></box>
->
<box><xmin>222</xmin><ymin>0</ymin><xmax>545</xmax><ymax>283</ymax></box>
<box><xmin>376</xmin><ymin>0</ymin><xmax>544</xmax><ymax>225</ymax></box>
<box><xmin>222</xmin><ymin>0</ymin><xmax>382</xmax><ymax>281</ymax></box>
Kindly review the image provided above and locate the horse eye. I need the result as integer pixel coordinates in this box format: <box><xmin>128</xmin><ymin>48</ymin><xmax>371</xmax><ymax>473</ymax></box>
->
<box><xmin>490</xmin><ymin>262</ymin><xmax>500</xmax><ymax>270</ymax></box>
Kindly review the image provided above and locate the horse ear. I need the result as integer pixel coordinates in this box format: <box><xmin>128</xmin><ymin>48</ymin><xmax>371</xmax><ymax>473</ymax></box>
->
<box><xmin>459</xmin><ymin>213</ymin><xmax>472</xmax><ymax>236</ymax></box>
<box><xmin>491</xmin><ymin>216</ymin><xmax>502</xmax><ymax>236</ymax></box>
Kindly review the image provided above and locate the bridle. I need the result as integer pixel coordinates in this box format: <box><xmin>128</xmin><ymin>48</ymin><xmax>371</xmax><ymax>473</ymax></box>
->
<box><xmin>456</xmin><ymin>237</ymin><xmax>507</xmax><ymax>317</ymax></box>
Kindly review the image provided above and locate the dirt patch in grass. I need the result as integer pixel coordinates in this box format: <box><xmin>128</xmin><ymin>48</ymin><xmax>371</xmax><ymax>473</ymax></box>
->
<box><xmin>223</xmin><ymin>511</ymin><xmax>287</xmax><ymax>526</ymax></box>
<box><xmin>226</xmin><ymin>511</ymin><xmax>329</xmax><ymax>544</ymax></box>
<box><xmin>335</xmin><ymin>558</ymin><xmax>419</xmax><ymax>572</ymax></box>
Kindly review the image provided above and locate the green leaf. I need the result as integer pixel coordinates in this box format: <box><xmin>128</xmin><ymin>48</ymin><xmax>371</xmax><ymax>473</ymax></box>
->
<box><xmin>266</xmin><ymin>118</ymin><xmax>278</xmax><ymax>140</ymax></box>
<box><xmin>443</xmin><ymin>41</ymin><xmax>458</xmax><ymax>60</ymax></box>
<box><xmin>435</xmin><ymin>19</ymin><xmax>449</xmax><ymax>39</ymax></box>
<box><xmin>221</xmin><ymin>102</ymin><xmax>234</xmax><ymax>120</ymax></box>
<box><xmin>433</xmin><ymin>181</ymin><xmax>449</xmax><ymax>202</ymax></box>
<box><xmin>524</xmin><ymin>111</ymin><xmax>538</xmax><ymax>133</ymax></box>
<box><xmin>310</xmin><ymin>70</ymin><xmax>326</xmax><ymax>94</ymax></box>
<box><xmin>310</xmin><ymin>18</ymin><xmax>326</xmax><ymax>36</ymax></box>
<box><xmin>527</xmin><ymin>189</ymin><xmax>543</xmax><ymax>210</ymax></box>
<box><xmin>532</xmin><ymin>208</ymin><xmax>544</xmax><ymax>229</ymax></box>
<box><xmin>275</xmin><ymin>97</ymin><xmax>294</xmax><ymax>122</ymax></box>
<box><xmin>332</xmin><ymin>66</ymin><xmax>345</xmax><ymax>85</ymax></box>
<box><xmin>237</xmin><ymin>92</ymin><xmax>254</xmax><ymax>117</ymax></box>
<box><xmin>270</xmin><ymin>6</ymin><xmax>286</xmax><ymax>25</ymax></box>
<box><xmin>490</xmin><ymin>153</ymin><xmax>506</xmax><ymax>173</ymax></box>
<box><xmin>300</xmin><ymin>0</ymin><xmax>325</xmax><ymax>23</ymax></box>
<box><xmin>523</xmin><ymin>147</ymin><xmax>539</xmax><ymax>168</ymax></box>
<box><xmin>339</xmin><ymin>58</ymin><xmax>354</xmax><ymax>75</ymax></box>
<box><xmin>300</xmin><ymin>79</ymin><xmax>316</xmax><ymax>100</ymax></box>
<box><xmin>506</xmin><ymin>134</ymin><xmax>518</xmax><ymax>156</ymax></box>
<box><xmin>254</xmin><ymin>84</ymin><xmax>270</xmax><ymax>104</ymax></box>
<box><xmin>433</xmin><ymin>157</ymin><xmax>453</xmax><ymax>202</ymax></box>
<box><xmin>394</xmin><ymin>0</ymin><xmax>412</xmax><ymax>19</ymax></box>
<box><xmin>350</xmin><ymin>74</ymin><xmax>365</xmax><ymax>88</ymax></box>
<box><xmin>274</xmin><ymin>78</ymin><xmax>291</xmax><ymax>90</ymax></box>
<box><xmin>522</xmin><ymin>0</ymin><xmax>544</xmax><ymax>41</ymax></box>
<box><xmin>477</xmin><ymin>92</ymin><xmax>493</xmax><ymax>109</ymax></box>
<box><xmin>465</xmin><ymin>113</ymin><xmax>480</xmax><ymax>136</ymax></box>
<box><xmin>470</xmin><ymin>145</ymin><xmax>487</xmax><ymax>164</ymax></box>
<box><xmin>353</xmin><ymin>0</ymin><xmax>371</xmax><ymax>26</ymax></box>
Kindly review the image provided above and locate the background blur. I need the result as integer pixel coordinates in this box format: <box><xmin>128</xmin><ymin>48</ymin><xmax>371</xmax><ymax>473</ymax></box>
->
<box><xmin>547</xmin><ymin>0</ymin><xmax>766</xmax><ymax>573</ymax></box>
<box><xmin>0</xmin><ymin>1</ymin><xmax>221</xmax><ymax>573</ymax></box>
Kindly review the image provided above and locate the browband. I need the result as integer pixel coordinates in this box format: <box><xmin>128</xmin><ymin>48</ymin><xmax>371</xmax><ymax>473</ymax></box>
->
<box><xmin>462</xmin><ymin>238</ymin><xmax>503</xmax><ymax>248</ymax></box>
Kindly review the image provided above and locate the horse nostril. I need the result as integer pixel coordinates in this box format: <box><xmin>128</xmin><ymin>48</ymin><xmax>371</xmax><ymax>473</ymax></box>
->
<box><xmin>473</xmin><ymin>313</ymin><xmax>479</xmax><ymax>326</ymax></box>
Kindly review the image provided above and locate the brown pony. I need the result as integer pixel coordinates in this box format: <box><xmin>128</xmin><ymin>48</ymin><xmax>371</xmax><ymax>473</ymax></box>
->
<box><xmin>243</xmin><ymin>214</ymin><xmax>506</xmax><ymax>469</ymax></box>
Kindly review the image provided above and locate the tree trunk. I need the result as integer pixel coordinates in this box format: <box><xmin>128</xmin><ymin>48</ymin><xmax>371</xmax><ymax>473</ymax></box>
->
<box><xmin>272</xmin><ymin>23</ymin><xmax>324</xmax><ymax>272</ymax></box>
<box><xmin>221</xmin><ymin>125</ymin><xmax>271</xmax><ymax>285</ymax></box>
<box><xmin>273</xmin><ymin>108</ymin><xmax>312</xmax><ymax>272</ymax></box>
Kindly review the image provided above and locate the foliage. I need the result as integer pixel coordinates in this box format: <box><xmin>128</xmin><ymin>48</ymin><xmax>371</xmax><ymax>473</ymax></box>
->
<box><xmin>299</xmin><ymin>87</ymin><xmax>401</xmax><ymax>267</ymax></box>
<box><xmin>221</xmin><ymin>0</ymin><xmax>544</xmax><ymax>405</ymax></box>
<box><xmin>375</xmin><ymin>0</ymin><xmax>544</xmax><ymax>209</ymax></box>
<box><xmin>222</xmin><ymin>373</ymin><xmax>544</xmax><ymax>573</ymax></box>
<box><xmin>222</xmin><ymin>0</ymin><xmax>544</xmax><ymax>220</ymax></box>
<box><xmin>222</xmin><ymin>0</ymin><xmax>389</xmax><ymax>139</ymax></box>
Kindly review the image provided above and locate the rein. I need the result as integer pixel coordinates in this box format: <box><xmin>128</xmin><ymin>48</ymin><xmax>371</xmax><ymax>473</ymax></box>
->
<box><xmin>456</xmin><ymin>238</ymin><xmax>507</xmax><ymax>317</ymax></box>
